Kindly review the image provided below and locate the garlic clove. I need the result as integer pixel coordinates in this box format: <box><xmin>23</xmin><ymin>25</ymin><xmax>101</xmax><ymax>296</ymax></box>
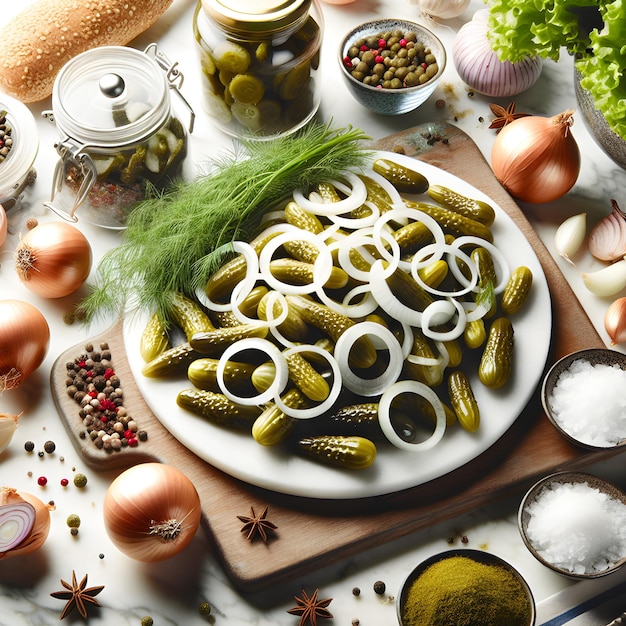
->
<box><xmin>0</xmin><ymin>413</ymin><xmax>20</xmax><ymax>455</ymax></box>
<box><xmin>604</xmin><ymin>296</ymin><xmax>626</xmax><ymax>346</ymax></box>
<box><xmin>555</xmin><ymin>212</ymin><xmax>586</xmax><ymax>264</ymax></box>
<box><xmin>581</xmin><ymin>258</ymin><xmax>626</xmax><ymax>297</ymax></box>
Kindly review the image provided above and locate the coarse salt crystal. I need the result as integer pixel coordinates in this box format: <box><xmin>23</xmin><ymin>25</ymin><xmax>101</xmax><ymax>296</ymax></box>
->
<box><xmin>524</xmin><ymin>481</ymin><xmax>626</xmax><ymax>575</ymax></box>
<box><xmin>547</xmin><ymin>359</ymin><xmax>626</xmax><ymax>447</ymax></box>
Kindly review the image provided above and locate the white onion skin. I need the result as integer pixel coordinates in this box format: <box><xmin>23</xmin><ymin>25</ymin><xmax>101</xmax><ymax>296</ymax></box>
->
<box><xmin>452</xmin><ymin>10</ymin><xmax>542</xmax><ymax>97</ymax></box>
<box><xmin>15</xmin><ymin>221</ymin><xmax>92</xmax><ymax>298</ymax></box>
<box><xmin>103</xmin><ymin>463</ymin><xmax>202</xmax><ymax>563</ymax></box>
<box><xmin>408</xmin><ymin>0</ymin><xmax>471</xmax><ymax>19</ymax></box>
<box><xmin>0</xmin><ymin>299</ymin><xmax>50</xmax><ymax>391</ymax></box>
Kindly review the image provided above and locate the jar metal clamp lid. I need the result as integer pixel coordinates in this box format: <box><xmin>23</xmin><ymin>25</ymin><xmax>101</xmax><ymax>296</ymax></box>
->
<box><xmin>42</xmin><ymin>44</ymin><xmax>195</xmax><ymax>223</ymax></box>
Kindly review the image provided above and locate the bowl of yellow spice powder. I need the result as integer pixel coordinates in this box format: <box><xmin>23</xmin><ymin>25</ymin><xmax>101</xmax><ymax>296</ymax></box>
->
<box><xmin>397</xmin><ymin>549</ymin><xmax>536</xmax><ymax>626</ymax></box>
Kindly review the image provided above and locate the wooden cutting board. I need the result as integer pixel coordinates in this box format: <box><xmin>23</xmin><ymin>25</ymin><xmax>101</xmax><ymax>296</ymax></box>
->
<box><xmin>51</xmin><ymin>122</ymin><xmax>622</xmax><ymax>592</ymax></box>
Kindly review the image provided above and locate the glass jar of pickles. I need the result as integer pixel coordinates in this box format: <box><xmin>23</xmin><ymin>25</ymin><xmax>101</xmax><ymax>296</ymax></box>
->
<box><xmin>193</xmin><ymin>0</ymin><xmax>323</xmax><ymax>139</ymax></box>
<box><xmin>0</xmin><ymin>93</ymin><xmax>38</xmax><ymax>211</ymax></box>
<box><xmin>43</xmin><ymin>45</ymin><xmax>194</xmax><ymax>229</ymax></box>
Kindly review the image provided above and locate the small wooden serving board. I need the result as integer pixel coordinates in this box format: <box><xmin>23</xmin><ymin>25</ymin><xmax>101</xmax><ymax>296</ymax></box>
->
<box><xmin>51</xmin><ymin>123</ymin><xmax>622</xmax><ymax>592</ymax></box>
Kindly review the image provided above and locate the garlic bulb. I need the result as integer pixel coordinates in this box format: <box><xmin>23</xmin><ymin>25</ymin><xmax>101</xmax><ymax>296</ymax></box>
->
<box><xmin>452</xmin><ymin>10</ymin><xmax>543</xmax><ymax>97</ymax></box>
<box><xmin>407</xmin><ymin>0</ymin><xmax>470</xmax><ymax>19</ymax></box>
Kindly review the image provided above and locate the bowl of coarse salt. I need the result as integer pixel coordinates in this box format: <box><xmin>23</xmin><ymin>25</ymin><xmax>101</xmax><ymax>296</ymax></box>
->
<box><xmin>541</xmin><ymin>348</ymin><xmax>626</xmax><ymax>449</ymax></box>
<box><xmin>518</xmin><ymin>471</ymin><xmax>626</xmax><ymax>579</ymax></box>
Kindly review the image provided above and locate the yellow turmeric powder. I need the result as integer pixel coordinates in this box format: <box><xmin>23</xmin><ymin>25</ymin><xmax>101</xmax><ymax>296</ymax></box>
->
<box><xmin>400</xmin><ymin>554</ymin><xmax>533</xmax><ymax>626</ymax></box>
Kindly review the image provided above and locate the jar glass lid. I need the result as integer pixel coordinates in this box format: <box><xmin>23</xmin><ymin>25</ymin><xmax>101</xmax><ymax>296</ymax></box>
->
<box><xmin>51</xmin><ymin>46</ymin><xmax>170</xmax><ymax>148</ymax></box>
<box><xmin>0</xmin><ymin>93</ymin><xmax>39</xmax><ymax>196</ymax></box>
<box><xmin>202</xmin><ymin>0</ymin><xmax>311</xmax><ymax>37</ymax></box>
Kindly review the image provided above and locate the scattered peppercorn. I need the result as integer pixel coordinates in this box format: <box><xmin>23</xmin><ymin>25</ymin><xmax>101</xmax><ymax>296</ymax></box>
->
<box><xmin>352</xmin><ymin>587</ymin><xmax>361</xmax><ymax>596</ymax></box>
<box><xmin>60</xmin><ymin>478</ymin><xmax>69</xmax><ymax>487</ymax></box>
<box><xmin>99</xmin><ymin>553</ymin><xmax>105</xmax><ymax>560</ymax></box>
<box><xmin>198</xmin><ymin>602</ymin><xmax>212</xmax><ymax>617</ymax></box>
<box><xmin>436</xmin><ymin>98</ymin><xmax>446</xmax><ymax>108</ymax></box>
<box><xmin>38</xmin><ymin>451</ymin><xmax>44</xmax><ymax>458</ymax></box>
<box><xmin>461</xmin><ymin>535</ymin><xmax>469</xmax><ymax>544</ymax></box>
<box><xmin>140</xmin><ymin>617</ymin><xmax>154</xmax><ymax>626</ymax></box>
<box><xmin>70</xmin><ymin>528</ymin><xmax>79</xmax><ymax>537</ymax></box>
<box><xmin>352</xmin><ymin>619</ymin><xmax>360</xmax><ymax>626</ymax></box>
<box><xmin>37</xmin><ymin>476</ymin><xmax>47</xmax><ymax>486</ymax></box>
<box><xmin>66</xmin><ymin>514</ymin><xmax>81</xmax><ymax>529</ymax></box>
<box><xmin>373</xmin><ymin>580</ymin><xmax>386</xmax><ymax>595</ymax></box>
<box><xmin>24</xmin><ymin>441</ymin><xmax>35</xmax><ymax>452</ymax></box>
<box><xmin>44</xmin><ymin>440</ymin><xmax>56</xmax><ymax>453</ymax></box>
<box><xmin>447</xmin><ymin>536</ymin><xmax>455</xmax><ymax>544</ymax></box>
<box><xmin>25</xmin><ymin>217</ymin><xmax>38</xmax><ymax>230</ymax></box>
<box><xmin>73</xmin><ymin>473</ymin><xmax>88</xmax><ymax>488</ymax></box>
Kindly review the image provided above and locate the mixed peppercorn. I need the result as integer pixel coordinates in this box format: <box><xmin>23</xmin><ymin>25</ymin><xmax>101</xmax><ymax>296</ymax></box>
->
<box><xmin>64</xmin><ymin>342</ymin><xmax>147</xmax><ymax>451</ymax></box>
<box><xmin>343</xmin><ymin>29</ymin><xmax>439</xmax><ymax>89</ymax></box>
<box><xmin>0</xmin><ymin>110</ymin><xmax>13</xmax><ymax>162</ymax></box>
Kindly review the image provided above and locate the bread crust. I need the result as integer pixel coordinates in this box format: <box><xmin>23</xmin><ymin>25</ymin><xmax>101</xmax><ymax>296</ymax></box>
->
<box><xmin>0</xmin><ymin>0</ymin><xmax>175</xmax><ymax>103</ymax></box>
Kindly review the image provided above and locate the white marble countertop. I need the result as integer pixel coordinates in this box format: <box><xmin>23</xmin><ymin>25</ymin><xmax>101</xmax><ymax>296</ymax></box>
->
<box><xmin>1</xmin><ymin>0</ymin><xmax>625</xmax><ymax>624</ymax></box>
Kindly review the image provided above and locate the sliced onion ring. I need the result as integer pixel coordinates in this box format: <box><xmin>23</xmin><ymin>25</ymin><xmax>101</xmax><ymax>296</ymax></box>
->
<box><xmin>274</xmin><ymin>345</ymin><xmax>342</xmax><ymax>419</ymax></box>
<box><xmin>293</xmin><ymin>171</ymin><xmax>368</xmax><ymax>217</ymax></box>
<box><xmin>334</xmin><ymin>321</ymin><xmax>403</xmax><ymax>396</ymax></box>
<box><xmin>451</xmin><ymin>236</ymin><xmax>510</xmax><ymax>293</ymax></box>
<box><xmin>369</xmin><ymin>259</ymin><xmax>424</xmax><ymax>327</ymax></box>
<box><xmin>258</xmin><ymin>229</ymin><xmax>333</xmax><ymax>295</ymax></box>
<box><xmin>378</xmin><ymin>380</ymin><xmax>446</xmax><ymax>451</ymax></box>
<box><xmin>421</xmin><ymin>298</ymin><xmax>467</xmax><ymax>342</ymax></box>
<box><xmin>196</xmin><ymin>240</ymin><xmax>260</xmax><ymax>312</ymax></box>
<box><xmin>217</xmin><ymin>338</ymin><xmax>288</xmax><ymax>406</ymax></box>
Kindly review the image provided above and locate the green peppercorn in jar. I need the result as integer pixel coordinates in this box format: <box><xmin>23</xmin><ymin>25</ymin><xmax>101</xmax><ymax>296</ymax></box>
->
<box><xmin>43</xmin><ymin>45</ymin><xmax>194</xmax><ymax>229</ymax></box>
<box><xmin>193</xmin><ymin>0</ymin><xmax>323</xmax><ymax>139</ymax></box>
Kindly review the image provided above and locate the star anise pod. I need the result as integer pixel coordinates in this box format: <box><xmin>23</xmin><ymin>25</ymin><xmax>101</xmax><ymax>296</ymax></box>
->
<box><xmin>287</xmin><ymin>588</ymin><xmax>333</xmax><ymax>626</ymax></box>
<box><xmin>50</xmin><ymin>570</ymin><xmax>104</xmax><ymax>620</ymax></box>
<box><xmin>488</xmin><ymin>102</ymin><xmax>530</xmax><ymax>132</ymax></box>
<box><xmin>237</xmin><ymin>505</ymin><xmax>277</xmax><ymax>543</ymax></box>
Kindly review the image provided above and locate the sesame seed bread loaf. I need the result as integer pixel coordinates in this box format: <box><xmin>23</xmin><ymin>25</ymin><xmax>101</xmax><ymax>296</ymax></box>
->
<box><xmin>0</xmin><ymin>0</ymin><xmax>175</xmax><ymax>103</ymax></box>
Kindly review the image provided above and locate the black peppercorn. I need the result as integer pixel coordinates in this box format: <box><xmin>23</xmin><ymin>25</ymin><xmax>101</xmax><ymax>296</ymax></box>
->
<box><xmin>44</xmin><ymin>440</ymin><xmax>56</xmax><ymax>454</ymax></box>
<box><xmin>373</xmin><ymin>580</ymin><xmax>386</xmax><ymax>595</ymax></box>
<box><xmin>24</xmin><ymin>441</ymin><xmax>35</xmax><ymax>452</ymax></box>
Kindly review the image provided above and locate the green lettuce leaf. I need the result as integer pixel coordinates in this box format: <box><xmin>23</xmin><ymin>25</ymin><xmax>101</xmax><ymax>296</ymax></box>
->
<box><xmin>486</xmin><ymin>0</ymin><xmax>626</xmax><ymax>139</ymax></box>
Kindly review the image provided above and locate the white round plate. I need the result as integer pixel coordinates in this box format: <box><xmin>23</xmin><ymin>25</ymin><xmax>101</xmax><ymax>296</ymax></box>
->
<box><xmin>124</xmin><ymin>152</ymin><xmax>552</xmax><ymax>499</ymax></box>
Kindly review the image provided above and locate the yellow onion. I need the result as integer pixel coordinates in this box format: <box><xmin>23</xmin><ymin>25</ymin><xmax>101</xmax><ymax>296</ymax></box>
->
<box><xmin>491</xmin><ymin>110</ymin><xmax>581</xmax><ymax>203</ymax></box>
<box><xmin>15</xmin><ymin>221</ymin><xmax>92</xmax><ymax>298</ymax></box>
<box><xmin>0</xmin><ymin>487</ymin><xmax>55</xmax><ymax>559</ymax></box>
<box><xmin>103</xmin><ymin>463</ymin><xmax>202</xmax><ymax>562</ymax></box>
<box><xmin>604</xmin><ymin>297</ymin><xmax>626</xmax><ymax>346</ymax></box>
<box><xmin>0</xmin><ymin>299</ymin><xmax>50</xmax><ymax>392</ymax></box>
<box><xmin>0</xmin><ymin>203</ymin><xmax>7</xmax><ymax>247</ymax></box>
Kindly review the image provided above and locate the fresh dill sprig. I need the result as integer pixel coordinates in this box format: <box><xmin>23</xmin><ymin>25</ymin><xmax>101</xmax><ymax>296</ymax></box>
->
<box><xmin>79</xmin><ymin>122</ymin><xmax>372</xmax><ymax>323</ymax></box>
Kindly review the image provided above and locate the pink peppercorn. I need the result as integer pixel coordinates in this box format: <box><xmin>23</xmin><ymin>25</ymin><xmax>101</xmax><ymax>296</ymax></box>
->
<box><xmin>378</xmin><ymin>38</ymin><xmax>387</xmax><ymax>48</ymax></box>
<box><xmin>360</xmin><ymin>45</ymin><xmax>369</xmax><ymax>52</ymax></box>
<box><xmin>37</xmin><ymin>476</ymin><xmax>47</xmax><ymax>486</ymax></box>
<box><xmin>375</xmin><ymin>55</ymin><xmax>384</xmax><ymax>64</ymax></box>
<box><xmin>127</xmin><ymin>437</ymin><xmax>138</xmax><ymax>447</ymax></box>
<box><xmin>123</xmin><ymin>429</ymin><xmax>134</xmax><ymax>440</ymax></box>
<box><xmin>60</xmin><ymin>478</ymin><xmax>69</xmax><ymax>487</ymax></box>
<box><xmin>399</xmin><ymin>38</ymin><xmax>407</xmax><ymax>47</ymax></box>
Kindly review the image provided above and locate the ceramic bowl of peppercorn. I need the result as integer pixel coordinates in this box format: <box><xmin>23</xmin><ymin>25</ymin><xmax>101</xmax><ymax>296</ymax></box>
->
<box><xmin>396</xmin><ymin>548</ymin><xmax>536</xmax><ymax>626</ymax></box>
<box><xmin>338</xmin><ymin>19</ymin><xmax>446</xmax><ymax>115</ymax></box>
